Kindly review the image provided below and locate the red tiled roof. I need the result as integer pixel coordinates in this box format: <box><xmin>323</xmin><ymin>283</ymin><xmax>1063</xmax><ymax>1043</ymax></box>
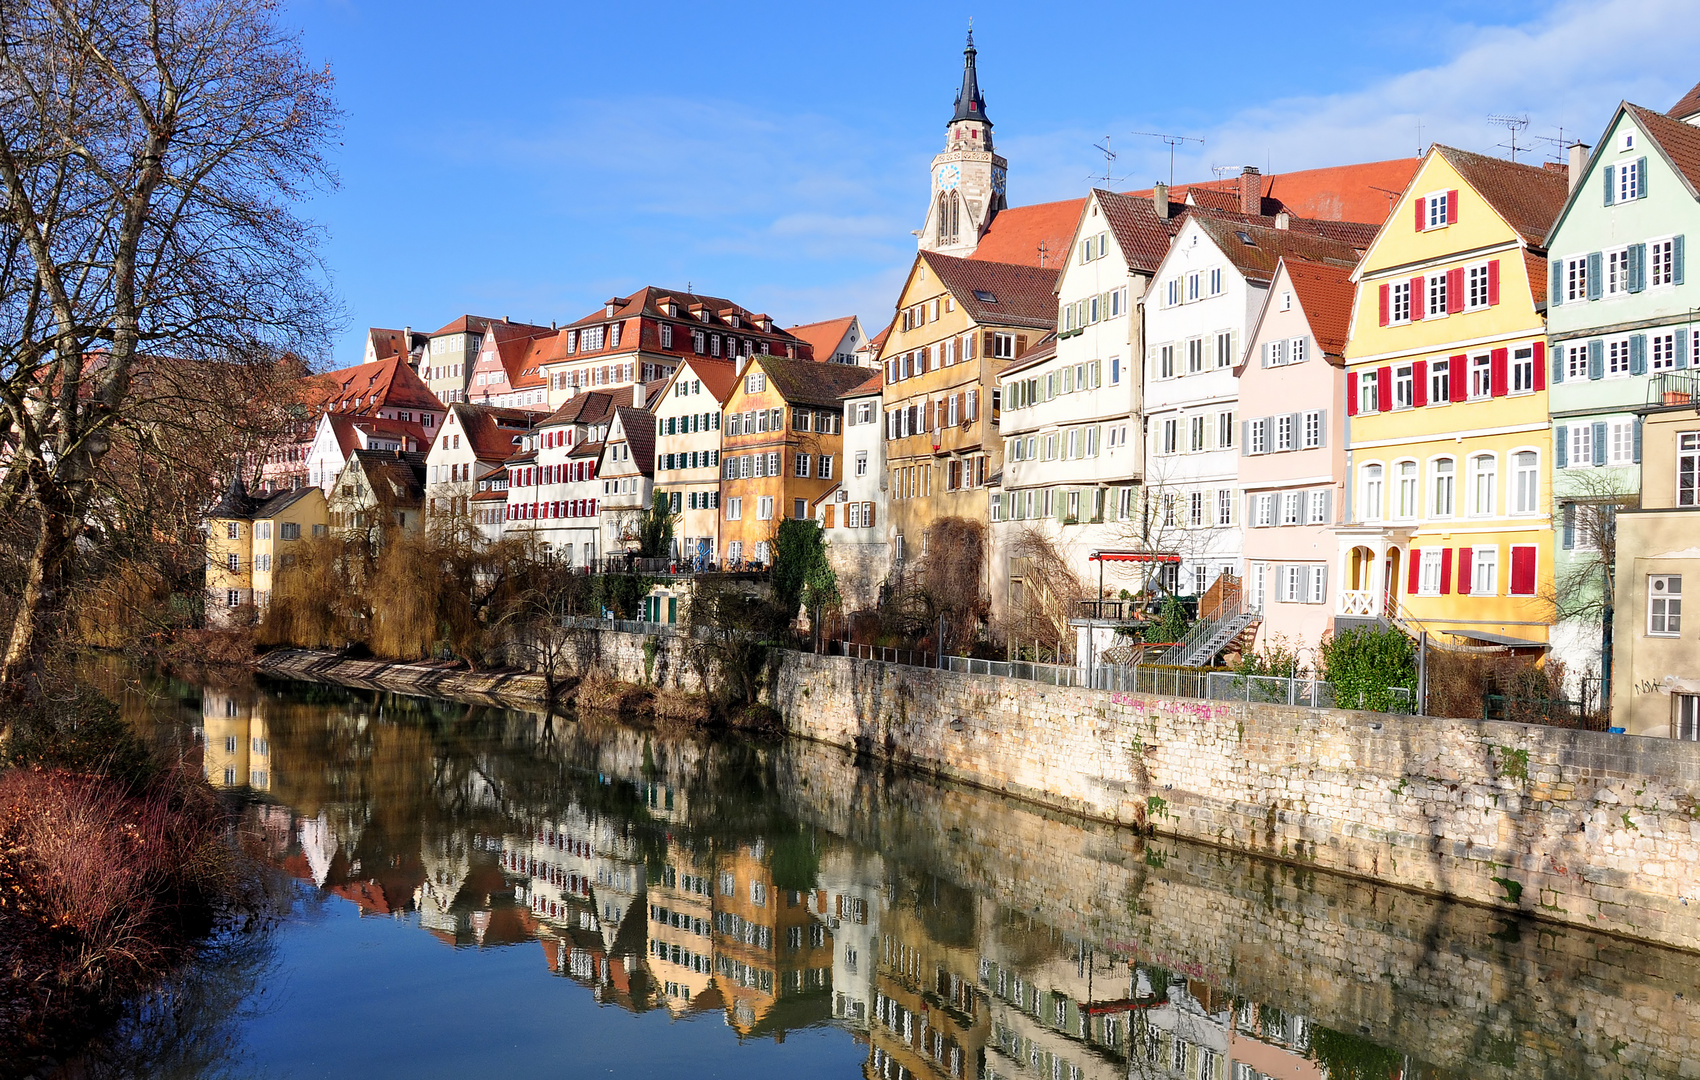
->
<box><xmin>1525</xmin><ymin>251</ymin><xmax>1549</xmax><ymax>308</ymax></box>
<box><xmin>1191</xmin><ymin>217</ymin><xmax>1363</xmax><ymax>283</ymax></box>
<box><xmin>683</xmin><ymin>358</ymin><xmax>739</xmax><ymax>405</ymax></box>
<box><xmin>920</xmin><ymin>250</ymin><xmax>1060</xmax><ymax>330</ymax></box>
<box><xmin>1671</xmin><ymin>78</ymin><xmax>1700</xmax><ymax>121</ymax></box>
<box><xmin>866</xmin><ymin>322</ymin><xmax>892</xmax><ymax>350</ymax></box>
<box><xmin>1128</xmin><ymin>158</ymin><xmax>1420</xmax><ymax>226</ymax></box>
<box><xmin>1628</xmin><ymin>103</ymin><xmax>1700</xmax><ymax>196</ymax></box>
<box><xmin>562</xmin><ymin>286</ymin><xmax>809</xmax><ymax>354</ymax></box>
<box><xmin>430</xmin><ymin>314</ymin><xmax>552</xmax><ymax>338</ymax></box>
<box><xmin>1279</xmin><ymin>258</ymin><xmax>1356</xmax><ymax>360</ymax></box>
<box><xmin>300</xmin><ymin>354</ymin><xmax>443</xmax><ymax>415</ymax></box>
<box><xmin>449</xmin><ymin>403</ymin><xmax>536</xmax><ymax>462</ymax></box>
<box><xmin>969</xmin><ymin>197</ymin><xmax>1086</xmax><ymax>267</ymax></box>
<box><xmin>841</xmin><ymin>370</ymin><xmax>883</xmax><ymax>398</ymax></box>
<box><xmin>366</xmin><ymin>327</ymin><xmax>411</xmax><ymax>361</ymax></box>
<box><xmin>1434</xmin><ymin>145</ymin><xmax>1569</xmax><ymax>246</ymax></box>
<box><xmin>786</xmin><ymin>316</ymin><xmax>857</xmax><ymax>360</ymax></box>
<box><xmin>539</xmin><ymin>391</ymin><xmax>615</xmax><ymax>429</ymax></box>
<box><xmin>612</xmin><ymin>406</ymin><xmax>655</xmax><ymax>474</ymax></box>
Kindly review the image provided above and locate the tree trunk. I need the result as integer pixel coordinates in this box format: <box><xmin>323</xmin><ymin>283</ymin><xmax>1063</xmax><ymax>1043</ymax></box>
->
<box><xmin>2</xmin><ymin>502</ymin><xmax>73</xmax><ymax>696</ymax></box>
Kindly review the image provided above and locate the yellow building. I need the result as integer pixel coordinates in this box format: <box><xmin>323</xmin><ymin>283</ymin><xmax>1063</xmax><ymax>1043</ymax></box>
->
<box><xmin>204</xmin><ymin>475</ymin><xmax>327</xmax><ymax>627</ymax></box>
<box><xmin>710</xmin><ymin>841</ymin><xmax>834</xmax><ymax>1037</ymax></box>
<box><xmin>1610</xmin><ymin>399</ymin><xmax>1700</xmax><ymax>738</ymax></box>
<box><xmin>200</xmin><ymin>687</ymin><xmax>272</xmax><ymax>791</ymax></box>
<box><xmin>718</xmin><ymin>355</ymin><xmax>870</xmax><ymax>567</ymax></box>
<box><xmin>1336</xmin><ymin>145</ymin><xmax>1568</xmax><ymax>648</ymax></box>
<box><xmin>880</xmin><ymin>251</ymin><xmax>1056</xmax><ymax>563</ymax></box>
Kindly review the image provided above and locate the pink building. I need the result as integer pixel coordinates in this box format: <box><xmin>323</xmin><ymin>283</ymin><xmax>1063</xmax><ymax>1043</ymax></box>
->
<box><xmin>1237</xmin><ymin>257</ymin><xmax>1355</xmax><ymax>656</ymax></box>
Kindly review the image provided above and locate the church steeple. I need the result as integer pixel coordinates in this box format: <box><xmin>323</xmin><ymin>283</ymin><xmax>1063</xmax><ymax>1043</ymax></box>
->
<box><xmin>950</xmin><ymin>26</ymin><xmax>989</xmax><ymax>127</ymax></box>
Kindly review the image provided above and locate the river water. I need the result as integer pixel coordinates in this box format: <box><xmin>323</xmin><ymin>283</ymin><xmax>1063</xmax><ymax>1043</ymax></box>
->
<box><xmin>61</xmin><ymin>667</ymin><xmax>1700</xmax><ymax>1079</ymax></box>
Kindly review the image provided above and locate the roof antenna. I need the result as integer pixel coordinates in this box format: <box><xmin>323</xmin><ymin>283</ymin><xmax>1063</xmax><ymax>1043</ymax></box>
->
<box><xmin>1416</xmin><ymin>117</ymin><xmax>1424</xmax><ymax>158</ymax></box>
<box><xmin>1488</xmin><ymin>113</ymin><xmax>1531</xmax><ymax>162</ymax></box>
<box><xmin>1088</xmin><ymin>137</ymin><xmax>1127</xmax><ymax>188</ymax></box>
<box><xmin>1533</xmin><ymin>125</ymin><xmax>1575</xmax><ymax>165</ymax></box>
<box><xmin>1131</xmin><ymin>131</ymin><xmax>1202</xmax><ymax>187</ymax></box>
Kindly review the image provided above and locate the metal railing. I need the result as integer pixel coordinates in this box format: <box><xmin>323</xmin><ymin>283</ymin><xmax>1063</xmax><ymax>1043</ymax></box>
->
<box><xmin>1072</xmin><ymin>599</ymin><xmax>1139</xmax><ymax>621</ymax></box>
<box><xmin>1648</xmin><ymin>370</ymin><xmax>1700</xmax><ymax>407</ymax></box>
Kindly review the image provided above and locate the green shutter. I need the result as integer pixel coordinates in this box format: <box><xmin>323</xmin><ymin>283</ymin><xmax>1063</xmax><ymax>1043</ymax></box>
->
<box><xmin>1603</xmin><ymin>165</ymin><xmax>1615</xmax><ymax>206</ymax></box>
<box><xmin>1678</xmin><ymin>329</ymin><xmax>1690</xmax><ymax>370</ymax></box>
<box><xmin>1629</xmin><ymin>243</ymin><xmax>1646</xmax><ymax>293</ymax></box>
<box><xmin>1550</xmin><ymin>258</ymin><xmax>1563</xmax><ymax>305</ymax></box>
<box><xmin>1634</xmin><ymin>417</ymin><xmax>1643</xmax><ymax>463</ymax></box>
<box><xmin>1592</xmin><ymin>421</ymin><xmax>1607</xmax><ymax>466</ymax></box>
<box><xmin>1675</xmin><ymin>235</ymin><xmax>1686</xmax><ymax>286</ymax></box>
<box><xmin>1637</xmin><ymin>156</ymin><xmax>1649</xmax><ymax>198</ymax></box>
<box><xmin>1556</xmin><ymin>426</ymin><xmax>1568</xmax><ymax>468</ymax></box>
<box><xmin>1630</xmin><ymin>334</ymin><xmax>1647</xmax><ymax>375</ymax></box>
<box><xmin>1587</xmin><ymin>339</ymin><xmax>1604</xmax><ymax>379</ymax></box>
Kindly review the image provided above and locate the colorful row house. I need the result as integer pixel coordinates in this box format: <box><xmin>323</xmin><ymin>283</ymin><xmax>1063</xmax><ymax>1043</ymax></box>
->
<box><xmin>1338</xmin><ymin>145</ymin><xmax>1569</xmax><ymax>650</ymax></box>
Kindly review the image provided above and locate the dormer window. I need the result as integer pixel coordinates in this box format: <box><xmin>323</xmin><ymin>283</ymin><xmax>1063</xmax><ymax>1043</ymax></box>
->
<box><xmin>1622</xmin><ymin>131</ymin><xmax>1636</xmax><ymax>152</ymax></box>
<box><xmin>605</xmin><ymin>303</ymin><xmax>617</xmax><ymax>317</ymax></box>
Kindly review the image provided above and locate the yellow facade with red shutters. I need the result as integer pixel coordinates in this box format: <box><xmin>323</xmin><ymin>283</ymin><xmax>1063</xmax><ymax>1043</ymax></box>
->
<box><xmin>1336</xmin><ymin>146</ymin><xmax>1567</xmax><ymax>647</ymax></box>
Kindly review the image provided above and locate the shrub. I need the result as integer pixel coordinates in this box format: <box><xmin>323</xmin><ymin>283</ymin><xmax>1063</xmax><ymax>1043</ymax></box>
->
<box><xmin>1320</xmin><ymin>625</ymin><xmax>1417</xmax><ymax>713</ymax></box>
<box><xmin>3</xmin><ymin>684</ymin><xmax>159</xmax><ymax>793</ymax></box>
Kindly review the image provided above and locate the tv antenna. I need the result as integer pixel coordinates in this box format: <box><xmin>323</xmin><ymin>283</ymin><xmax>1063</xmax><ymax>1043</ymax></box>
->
<box><xmin>1533</xmin><ymin>125</ymin><xmax>1580</xmax><ymax>164</ymax></box>
<box><xmin>1209</xmin><ymin>164</ymin><xmax>1237</xmax><ymax>180</ymax></box>
<box><xmin>1088</xmin><ymin>136</ymin><xmax>1127</xmax><ymax>188</ymax></box>
<box><xmin>1488</xmin><ymin>113</ymin><xmax>1531</xmax><ymax>162</ymax></box>
<box><xmin>1131</xmin><ymin>131</ymin><xmax>1203</xmax><ymax>187</ymax></box>
<box><xmin>1369</xmin><ymin>185</ymin><xmax>1403</xmax><ymax>212</ymax></box>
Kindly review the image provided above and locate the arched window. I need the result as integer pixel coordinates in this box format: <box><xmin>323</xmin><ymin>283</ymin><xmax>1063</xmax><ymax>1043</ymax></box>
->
<box><xmin>937</xmin><ymin>192</ymin><xmax>961</xmax><ymax>245</ymax></box>
<box><xmin>1471</xmin><ymin>453</ymin><xmax>1498</xmax><ymax>516</ymax></box>
<box><xmin>1360</xmin><ymin>463</ymin><xmax>1384</xmax><ymax>523</ymax></box>
<box><xmin>1430</xmin><ymin>457</ymin><xmax>1455</xmax><ymax>518</ymax></box>
<box><xmin>1395</xmin><ymin>460</ymin><xmax>1418</xmax><ymax>520</ymax></box>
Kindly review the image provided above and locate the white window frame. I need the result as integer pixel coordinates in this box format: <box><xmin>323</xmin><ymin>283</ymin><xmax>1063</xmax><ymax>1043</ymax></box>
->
<box><xmin>1390</xmin><ymin>280</ymin><xmax>1412</xmax><ymax>324</ymax></box>
<box><xmin>1564</xmin><ymin>256</ymin><xmax>1589</xmax><ymax>303</ymax></box>
<box><xmin>1649</xmin><ymin>574</ymin><xmax>1682</xmax><ymax>636</ymax></box>
<box><xmin>1360</xmin><ymin>463</ymin><xmax>1384</xmax><ymax>523</ymax></box>
<box><xmin>1649</xmin><ymin>236</ymin><xmax>1677</xmax><ymax>288</ymax></box>
<box><xmin>1470</xmin><ymin>453</ymin><xmax>1498</xmax><ymax>517</ymax></box>
<box><xmin>1430</xmin><ymin>457</ymin><xmax>1455</xmax><ymax>519</ymax></box>
<box><xmin>1472</xmin><ymin>546</ymin><xmax>1499</xmax><ymax>596</ymax></box>
<box><xmin>1394</xmin><ymin>459</ymin><xmax>1418</xmax><ymax>521</ymax></box>
<box><xmin>1419</xmin><ymin>549</ymin><xmax>1443</xmax><ymax>596</ymax></box>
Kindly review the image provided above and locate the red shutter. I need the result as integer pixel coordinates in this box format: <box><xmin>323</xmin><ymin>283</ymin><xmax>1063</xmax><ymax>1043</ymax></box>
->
<box><xmin>1511</xmin><ymin>545</ymin><xmax>1536</xmax><ymax>596</ymax></box>
<box><xmin>1447</xmin><ymin>190</ymin><xmax>1459</xmax><ymax>224</ymax></box>
<box><xmin>1414</xmin><ymin>198</ymin><xmax>1426</xmax><ymax>233</ymax></box>
<box><xmin>1410</xmin><ymin>276</ymin><xmax>1426</xmax><ymax>320</ymax></box>
<box><xmin>1347</xmin><ymin>372</ymin><xmax>1359</xmax><ymax>415</ymax></box>
<box><xmin>1377</xmin><ymin>366</ymin><xmax>1393</xmax><ymax>413</ymax></box>
<box><xmin>1456</xmin><ymin>547</ymin><xmax>1473</xmax><ymax>595</ymax></box>
<box><xmin>1490</xmin><ymin>347</ymin><xmax>1509</xmax><ymax>396</ymax></box>
<box><xmin>1408</xmin><ymin>549</ymin><xmax>1421</xmax><ymax>594</ymax></box>
<box><xmin>1439</xmin><ymin>548</ymin><xmax>1453</xmax><ymax>594</ymax></box>
<box><xmin>1378</xmin><ymin>284</ymin><xmax>1390</xmax><ymax>326</ymax></box>
<box><xmin>1533</xmin><ymin>341</ymin><xmax>1546</xmax><ymax>391</ymax></box>
<box><xmin>1413</xmin><ymin>360</ymin><xmax>1428</xmax><ymax>407</ymax></box>
<box><xmin>1488</xmin><ymin>259</ymin><xmax>1500</xmax><ymax>305</ymax></box>
<box><xmin>1449</xmin><ymin>355</ymin><xmax>1467</xmax><ymax>402</ymax></box>
<box><xmin>1447</xmin><ymin>268</ymin><xmax>1465</xmax><ymax>314</ymax></box>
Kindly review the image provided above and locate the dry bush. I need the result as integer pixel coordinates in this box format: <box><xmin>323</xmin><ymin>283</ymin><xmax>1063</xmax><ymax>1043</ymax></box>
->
<box><xmin>996</xmin><ymin>527</ymin><xmax>1087</xmax><ymax>655</ymax></box>
<box><xmin>877</xmin><ymin>517</ymin><xmax>990</xmax><ymax>654</ymax></box>
<box><xmin>1427</xmin><ymin>650</ymin><xmax>1574</xmax><ymax>725</ymax></box>
<box><xmin>258</xmin><ymin>534</ymin><xmax>366</xmax><ymax>650</ymax></box>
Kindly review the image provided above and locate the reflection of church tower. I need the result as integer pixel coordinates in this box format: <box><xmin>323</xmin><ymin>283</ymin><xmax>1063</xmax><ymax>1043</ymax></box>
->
<box><xmin>919</xmin><ymin>26</ymin><xmax>1008</xmax><ymax>258</ymax></box>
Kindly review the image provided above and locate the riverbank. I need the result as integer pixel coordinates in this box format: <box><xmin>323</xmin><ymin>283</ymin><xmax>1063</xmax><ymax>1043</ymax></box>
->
<box><xmin>258</xmin><ymin>638</ymin><xmax>1700</xmax><ymax>953</ymax></box>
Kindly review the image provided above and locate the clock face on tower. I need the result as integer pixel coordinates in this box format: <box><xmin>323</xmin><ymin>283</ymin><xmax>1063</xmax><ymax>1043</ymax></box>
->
<box><xmin>991</xmin><ymin>166</ymin><xmax>1007</xmax><ymax>196</ymax></box>
<box><xmin>936</xmin><ymin>164</ymin><xmax>961</xmax><ymax>192</ymax></box>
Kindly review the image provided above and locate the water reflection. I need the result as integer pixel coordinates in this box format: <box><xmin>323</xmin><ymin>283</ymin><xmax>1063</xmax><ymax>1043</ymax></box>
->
<box><xmin>71</xmin><ymin>666</ymin><xmax>1700</xmax><ymax>1079</ymax></box>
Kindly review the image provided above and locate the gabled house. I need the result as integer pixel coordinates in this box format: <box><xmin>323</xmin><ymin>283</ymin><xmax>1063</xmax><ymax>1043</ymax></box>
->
<box><xmin>466</xmin><ymin>319</ymin><xmax>558</xmax><ymax>412</ymax></box>
<box><xmin>259</xmin><ymin>353</ymin><xmax>444</xmax><ymax>494</ymax></box>
<box><xmin>328</xmin><ymin>449</ymin><xmax>427</xmax><ymax>540</ymax></box>
<box><xmin>721</xmin><ymin>356</ymin><xmax>869</xmax><ymax>567</ymax></box>
<box><xmin>597</xmin><ymin>403</ymin><xmax>657</xmax><ymax>562</ymax></box>
<box><xmin>1238</xmin><ymin>258</ymin><xmax>1356</xmax><ymax>648</ymax></box>
<box><xmin>422</xmin><ymin>315</ymin><xmax>553</xmax><ymax>404</ymax></box>
<box><xmin>203</xmin><ymin>475</ymin><xmax>327</xmax><ymax>626</ymax></box>
<box><xmin>787</xmin><ymin>316</ymin><xmax>868</xmax><ymax>366</ymax></box>
<box><xmin>1338</xmin><ymin>145</ymin><xmax>1568</xmax><ymax>650</ymax></box>
<box><xmin>1543</xmin><ymin>101</ymin><xmax>1700</xmax><ymax>689</ymax></box>
<box><xmin>815</xmin><ymin>370</ymin><xmax>890</xmax><ymax>609</ymax></box>
<box><xmin>303</xmin><ymin>410</ymin><xmax>430</xmax><ymax>493</ymax></box>
<box><xmin>512</xmin><ymin>391</ymin><xmax>617</xmax><ymax>564</ymax></box>
<box><xmin>653</xmin><ymin>358</ymin><xmax>736</xmax><ymax>566</ymax></box>
<box><xmin>423</xmin><ymin>403</ymin><xmax>536</xmax><ymax>526</ymax></box>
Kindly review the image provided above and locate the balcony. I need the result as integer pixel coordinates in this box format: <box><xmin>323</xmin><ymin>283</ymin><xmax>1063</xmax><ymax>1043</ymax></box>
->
<box><xmin>1648</xmin><ymin>371</ymin><xmax>1700</xmax><ymax>407</ymax></box>
<box><xmin>1338</xmin><ymin>589</ymin><xmax>1378</xmax><ymax>617</ymax></box>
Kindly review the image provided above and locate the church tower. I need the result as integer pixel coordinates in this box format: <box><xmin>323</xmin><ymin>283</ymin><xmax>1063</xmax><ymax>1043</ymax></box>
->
<box><xmin>919</xmin><ymin>27</ymin><xmax>1007</xmax><ymax>257</ymax></box>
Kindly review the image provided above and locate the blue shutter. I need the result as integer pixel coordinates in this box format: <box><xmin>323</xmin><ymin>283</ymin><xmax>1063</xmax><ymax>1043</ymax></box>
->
<box><xmin>1588</xmin><ymin>338</ymin><xmax>1604</xmax><ymax>380</ymax></box>
<box><xmin>1592</xmin><ymin>421</ymin><xmax>1607</xmax><ymax>466</ymax></box>
<box><xmin>1551</xmin><ymin>342</ymin><xmax>1564</xmax><ymax>383</ymax></box>
<box><xmin>1676</xmin><ymin>235</ymin><xmax>1686</xmax><ymax>286</ymax></box>
<box><xmin>1562</xmin><ymin>503</ymin><xmax>1575</xmax><ymax>549</ymax></box>
<box><xmin>1634</xmin><ymin>417</ymin><xmax>1644</xmax><ymax>464</ymax></box>
<box><xmin>1678</xmin><ymin>329</ymin><xmax>1690</xmax><ymax>370</ymax></box>
<box><xmin>1550</xmin><ymin>258</ymin><xmax>1564</xmax><ymax>306</ymax></box>
<box><xmin>1603</xmin><ymin>165</ymin><xmax>1616</xmax><ymax>206</ymax></box>
<box><xmin>1630</xmin><ymin>334</ymin><xmax>1647</xmax><ymax>375</ymax></box>
<box><xmin>1638</xmin><ymin>156</ymin><xmax>1649</xmax><ymax>198</ymax></box>
<box><xmin>1556</xmin><ymin>425</ymin><xmax>1568</xmax><ymax>468</ymax></box>
<box><xmin>1586</xmin><ymin>253</ymin><xmax>1603</xmax><ymax>299</ymax></box>
<box><xmin>1629</xmin><ymin>243</ymin><xmax>1646</xmax><ymax>293</ymax></box>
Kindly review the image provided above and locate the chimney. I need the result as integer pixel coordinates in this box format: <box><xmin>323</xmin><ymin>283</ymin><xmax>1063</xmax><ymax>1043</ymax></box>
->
<box><xmin>1239</xmin><ymin>166</ymin><xmax>1262</xmax><ymax>215</ymax></box>
<box><xmin>1568</xmin><ymin>141</ymin><xmax>1590</xmax><ymax>194</ymax></box>
<box><xmin>1153</xmin><ymin>181</ymin><xmax>1170</xmax><ymax>220</ymax></box>
<box><xmin>502</xmin><ymin>315</ymin><xmax>510</xmax><ymax>323</ymax></box>
<box><xmin>633</xmin><ymin>382</ymin><xmax>644</xmax><ymax>407</ymax></box>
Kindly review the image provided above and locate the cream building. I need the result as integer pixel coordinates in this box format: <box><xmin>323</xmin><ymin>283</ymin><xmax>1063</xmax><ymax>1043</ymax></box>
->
<box><xmin>652</xmin><ymin>357</ymin><xmax>734</xmax><ymax>566</ymax></box>
<box><xmin>815</xmin><ymin>370</ymin><xmax>889</xmax><ymax>610</ymax></box>
<box><xmin>203</xmin><ymin>476</ymin><xmax>327</xmax><ymax>626</ymax></box>
<box><xmin>422</xmin><ymin>402</ymin><xmax>535</xmax><ymax>527</ymax></box>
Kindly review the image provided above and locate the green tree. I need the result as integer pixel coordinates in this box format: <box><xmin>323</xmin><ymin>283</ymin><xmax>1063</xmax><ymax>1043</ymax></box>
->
<box><xmin>1320</xmin><ymin>624</ymin><xmax>1417</xmax><ymax>712</ymax></box>
<box><xmin>635</xmin><ymin>490</ymin><xmax>676</xmax><ymax>560</ymax></box>
<box><xmin>1150</xmin><ymin>595</ymin><xmax>1191</xmax><ymax>645</ymax></box>
<box><xmin>770</xmin><ymin>518</ymin><xmax>837</xmax><ymax>619</ymax></box>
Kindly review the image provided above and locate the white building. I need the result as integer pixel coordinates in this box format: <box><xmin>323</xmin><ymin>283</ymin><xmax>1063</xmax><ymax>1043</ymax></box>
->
<box><xmin>422</xmin><ymin>402</ymin><xmax>535</xmax><ymax>527</ymax></box>
<box><xmin>597</xmin><ymin>402</ymin><xmax>656</xmax><ymax>562</ymax></box>
<box><xmin>652</xmin><ymin>357</ymin><xmax>735</xmax><ymax>566</ymax></box>
<box><xmin>815</xmin><ymin>370</ymin><xmax>889</xmax><ymax>609</ymax></box>
<box><xmin>1140</xmin><ymin>215</ymin><xmax>1362</xmax><ymax>598</ymax></box>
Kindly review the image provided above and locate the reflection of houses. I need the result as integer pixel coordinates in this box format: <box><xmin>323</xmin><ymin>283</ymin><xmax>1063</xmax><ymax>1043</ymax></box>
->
<box><xmin>978</xmin><ymin>905</ymin><xmax>1129</xmax><ymax>1080</ymax></box>
<box><xmin>714</xmin><ymin>840</ymin><xmax>835</xmax><ymax>1037</ymax></box>
<box><xmin>201</xmin><ymin>688</ymin><xmax>271</xmax><ymax>791</ymax></box>
<box><xmin>867</xmin><ymin>879</ymin><xmax>987</xmax><ymax>1080</ymax></box>
<box><xmin>814</xmin><ymin>845</ymin><xmax>885</xmax><ymax>1031</ymax></box>
<box><xmin>647</xmin><ymin>845</ymin><xmax>718</xmax><ymax>1014</ymax></box>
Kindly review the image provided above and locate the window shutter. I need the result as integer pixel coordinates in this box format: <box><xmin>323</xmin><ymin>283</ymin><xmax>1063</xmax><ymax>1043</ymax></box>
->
<box><xmin>1549</xmin><ymin>258</ymin><xmax>1563</xmax><ymax>306</ymax></box>
<box><xmin>824</xmin><ymin>504</ymin><xmax>835</xmax><ymax>528</ymax></box>
<box><xmin>1407</xmin><ymin>549</ymin><xmax>1421</xmax><ymax>593</ymax></box>
<box><xmin>1675</xmin><ymin>235</ymin><xmax>1686</xmax><ymax>286</ymax></box>
<box><xmin>1447</xmin><ymin>190</ymin><xmax>1459</xmax><ymax>224</ymax></box>
<box><xmin>1555</xmin><ymin>427</ymin><xmax>1567</xmax><ymax>468</ymax></box>
<box><xmin>1677</xmin><ymin>329</ymin><xmax>1689</xmax><ymax>370</ymax></box>
<box><xmin>1410</xmin><ymin>276</ymin><xmax>1426</xmax><ymax>320</ymax></box>
<box><xmin>1447</xmin><ymin>268</ymin><xmax>1464</xmax><ymax>313</ymax></box>
<box><xmin>982</xmin><ymin>331</ymin><xmax>995</xmax><ymax>357</ymax></box>
<box><xmin>1439</xmin><ymin>548</ymin><xmax>1452</xmax><ymax>594</ymax></box>
<box><xmin>1488</xmin><ymin>259</ymin><xmax>1501</xmax><ymax>306</ymax></box>
<box><xmin>1457</xmin><ymin>547</ymin><xmax>1472</xmax><ymax>595</ymax></box>
<box><xmin>1414</xmin><ymin>360</ymin><xmax>1429</xmax><ymax>407</ymax></box>
<box><xmin>865</xmin><ymin>503</ymin><xmax>875</xmax><ymax>527</ymax></box>
<box><xmin>1377</xmin><ymin>366</ymin><xmax>1393</xmax><ymax>412</ymax></box>
<box><xmin>1311</xmin><ymin>564</ymin><xmax>1328</xmax><ymax>604</ymax></box>
<box><xmin>1272</xmin><ymin>564</ymin><xmax>1286</xmax><ymax>596</ymax></box>
<box><xmin>1240</xmin><ymin>420</ymin><xmax>1251</xmax><ymax>455</ymax></box>
<box><xmin>1320</xmin><ymin>489</ymin><xmax>1332</xmax><ymax>522</ymax></box>
<box><xmin>1561</xmin><ymin>503</ymin><xmax>1575</xmax><ymax>549</ymax></box>
<box><xmin>1378</xmin><ymin>284</ymin><xmax>1390</xmax><ymax>326</ymax></box>
<box><xmin>1449</xmin><ymin>356</ymin><xmax>1467</xmax><ymax>402</ymax></box>
<box><xmin>1534</xmin><ymin>341</ymin><xmax>1546</xmax><ymax>390</ymax></box>
<box><xmin>1490</xmin><ymin>348</ymin><xmax>1508</xmax><ymax>396</ymax></box>
<box><xmin>1592</xmin><ymin>421</ymin><xmax>1607</xmax><ymax>466</ymax></box>
<box><xmin>1511</xmin><ymin>546</ymin><xmax>1536</xmax><ymax>597</ymax></box>
<box><xmin>1588</xmin><ymin>339</ymin><xmax>1604</xmax><ymax>380</ymax></box>
<box><xmin>1297</xmin><ymin>566</ymin><xmax>1313</xmax><ymax>602</ymax></box>
<box><xmin>1586</xmin><ymin>253</ymin><xmax>1603</xmax><ymax>300</ymax></box>
<box><xmin>1629</xmin><ymin>243</ymin><xmax>1646</xmax><ymax>293</ymax></box>
<box><xmin>1015</xmin><ymin>334</ymin><xmax>1028</xmax><ymax>356</ymax></box>
<box><xmin>1637</xmin><ymin>156</ymin><xmax>1648</xmax><ymax>197</ymax></box>
<box><xmin>1346</xmin><ymin>373</ymin><xmax>1358</xmax><ymax>416</ymax></box>
<box><xmin>1603</xmin><ymin>165</ymin><xmax>1615</xmax><ymax>206</ymax></box>
<box><xmin>1414</xmin><ymin>198</ymin><xmax>1425</xmax><ymax>232</ymax></box>
<box><xmin>1634</xmin><ymin>417</ymin><xmax>1643</xmax><ymax>463</ymax></box>
<box><xmin>1261</xmin><ymin>342</ymin><xmax>1270</xmax><ymax>367</ymax></box>
<box><xmin>1317</xmin><ymin>410</ymin><xmax>1328</xmax><ymax>448</ymax></box>
<box><xmin>1630</xmin><ymin>333</ymin><xmax>1647</xmax><ymax>375</ymax></box>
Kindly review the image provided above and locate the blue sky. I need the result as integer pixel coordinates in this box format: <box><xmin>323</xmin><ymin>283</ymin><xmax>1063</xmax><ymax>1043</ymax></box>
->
<box><xmin>287</xmin><ymin>0</ymin><xmax>1700</xmax><ymax>366</ymax></box>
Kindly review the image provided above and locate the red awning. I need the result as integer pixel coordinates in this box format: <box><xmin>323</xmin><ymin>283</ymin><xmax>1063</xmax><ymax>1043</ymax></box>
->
<box><xmin>1088</xmin><ymin>550</ymin><xmax>1181</xmax><ymax>563</ymax></box>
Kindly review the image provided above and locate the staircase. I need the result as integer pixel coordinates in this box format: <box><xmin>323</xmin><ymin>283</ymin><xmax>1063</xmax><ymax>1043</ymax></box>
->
<box><xmin>1156</xmin><ymin>580</ymin><xmax>1261</xmax><ymax>668</ymax></box>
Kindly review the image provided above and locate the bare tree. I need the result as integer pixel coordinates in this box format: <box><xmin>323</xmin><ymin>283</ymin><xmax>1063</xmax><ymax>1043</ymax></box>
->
<box><xmin>0</xmin><ymin>0</ymin><xmax>338</xmax><ymax>695</ymax></box>
<box><xmin>999</xmin><ymin>526</ymin><xmax>1087</xmax><ymax>656</ymax></box>
<box><xmin>1548</xmin><ymin>469</ymin><xmax>1638</xmax><ymax>625</ymax></box>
